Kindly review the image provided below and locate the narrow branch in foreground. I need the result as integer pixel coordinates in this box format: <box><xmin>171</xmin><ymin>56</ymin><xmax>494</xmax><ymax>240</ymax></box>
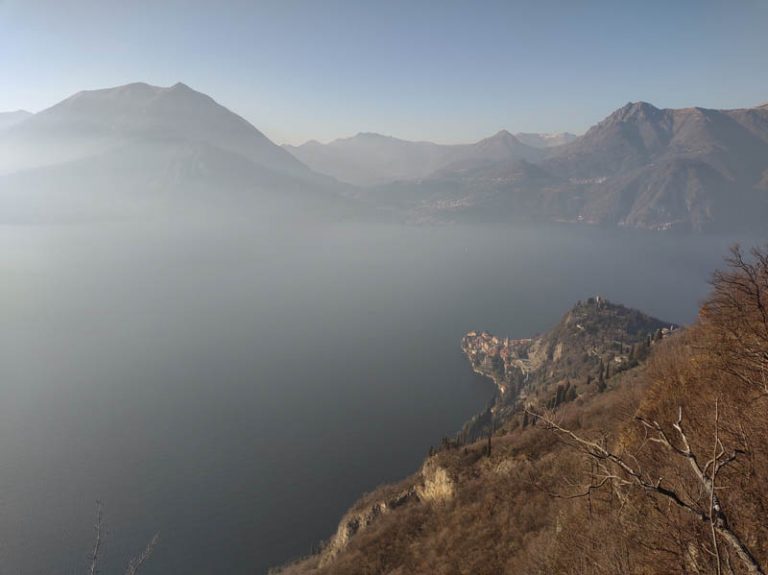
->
<box><xmin>525</xmin><ymin>408</ymin><xmax>765</xmax><ymax>575</ymax></box>
<box><xmin>89</xmin><ymin>500</ymin><xmax>103</xmax><ymax>575</ymax></box>
<box><xmin>125</xmin><ymin>533</ymin><xmax>160</xmax><ymax>575</ymax></box>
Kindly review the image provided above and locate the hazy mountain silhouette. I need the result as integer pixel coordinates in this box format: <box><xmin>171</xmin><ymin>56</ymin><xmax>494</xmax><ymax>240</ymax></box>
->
<box><xmin>284</xmin><ymin>130</ymin><xmax>542</xmax><ymax>186</ymax></box>
<box><xmin>541</xmin><ymin>101</ymin><xmax>768</xmax><ymax>230</ymax></box>
<box><xmin>0</xmin><ymin>110</ymin><xmax>32</xmax><ymax>131</ymax></box>
<box><xmin>514</xmin><ymin>132</ymin><xmax>578</xmax><ymax>148</ymax></box>
<box><xmin>0</xmin><ymin>83</ymin><xmax>352</xmax><ymax>222</ymax></box>
<box><xmin>364</xmin><ymin>101</ymin><xmax>768</xmax><ymax>231</ymax></box>
<box><xmin>0</xmin><ymin>82</ymin><xmax>309</xmax><ymax>175</ymax></box>
<box><xmin>3</xmin><ymin>84</ymin><xmax>765</xmax><ymax>230</ymax></box>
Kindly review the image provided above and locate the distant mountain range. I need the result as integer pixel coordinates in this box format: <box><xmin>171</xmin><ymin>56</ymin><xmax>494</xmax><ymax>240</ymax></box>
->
<box><xmin>0</xmin><ymin>110</ymin><xmax>32</xmax><ymax>131</ymax></box>
<box><xmin>335</xmin><ymin>101</ymin><xmax>768</xmax><ymax>231</ymax></box>
<box><xmin>514</xmin><ymin>132</ymin><xmax>578</xmax><ymax>148</ymax></box>
<box><xmin>283</xmin><ymin>130</ymin><xmax>545</xmax><ymax>187</ymax></box>
<box><xmin>1</xmin><ymin>82</ymin><xmax>766</xmax><ymax>231</ymax></box>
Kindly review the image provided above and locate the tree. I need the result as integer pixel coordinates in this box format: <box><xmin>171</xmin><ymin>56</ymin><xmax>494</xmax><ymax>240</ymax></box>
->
<box><xmin>701</xmin><ymin>244</ymin><xmax>768</xmax><ymax>395</ymax></box>
<box><xmin>526</xmin><ymin>406</ymin><xmax>764</xmax><ymax>575</ymax></box>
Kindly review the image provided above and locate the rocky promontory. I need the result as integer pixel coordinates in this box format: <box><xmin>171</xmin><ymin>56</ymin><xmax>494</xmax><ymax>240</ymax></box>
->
<box><xmin>460</xmin><ymin>297</ymin><xmax>676</xmax><ymax>435</ymax></box>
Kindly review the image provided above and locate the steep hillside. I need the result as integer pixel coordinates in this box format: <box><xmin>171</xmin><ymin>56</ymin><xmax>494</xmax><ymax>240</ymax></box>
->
<box><xmin>274</xmin><ymin>246</ymin><xmax>768</xmax><ymax>575</ymax></box>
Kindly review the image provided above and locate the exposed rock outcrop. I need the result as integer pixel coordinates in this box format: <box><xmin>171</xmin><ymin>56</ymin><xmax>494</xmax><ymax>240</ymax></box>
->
<box><xmin>319</xmin><ymin>485</ymin><xmax>417</xmax><ymax>567</ymax></box>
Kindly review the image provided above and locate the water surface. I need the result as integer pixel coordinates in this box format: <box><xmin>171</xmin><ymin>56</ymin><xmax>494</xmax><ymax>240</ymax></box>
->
<box><xmin>0</xmin><ymin>215</ymin><xmax>759</xmax><ymax>573</ymax></box>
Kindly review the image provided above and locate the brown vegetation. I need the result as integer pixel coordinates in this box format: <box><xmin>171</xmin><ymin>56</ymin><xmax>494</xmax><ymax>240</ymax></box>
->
<box><xmin>277</xmin><ymin>245</ymin><xmax>768</xmax><ymax>575</ymax></box>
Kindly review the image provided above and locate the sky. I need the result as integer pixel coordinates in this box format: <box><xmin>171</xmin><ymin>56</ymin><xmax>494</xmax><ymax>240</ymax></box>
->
<box><xmin>1</xmin><ymin>0</ymin><xmax>767</xmax><ymax>145</ymax></box>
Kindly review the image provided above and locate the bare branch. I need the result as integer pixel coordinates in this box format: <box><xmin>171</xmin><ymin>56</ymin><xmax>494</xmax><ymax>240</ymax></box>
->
<box><xmin>527</xmin><ymin>407</ymin><xmax>765</xmax><ymax>575</ymax></box>
<box><xmin>125</xmin><ymin>534</ymin><xmax>160</xmax><ymax>575</ymax></box>
<box><xmin>89</xmin><ymin>500</ymin><xmax>103</xmax><ymax>575</ymax></box>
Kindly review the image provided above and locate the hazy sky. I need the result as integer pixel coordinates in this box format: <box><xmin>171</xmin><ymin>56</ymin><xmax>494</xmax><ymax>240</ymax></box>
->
<box><xmin>2</xmin><ymin>0</ymin><xmax>767</xmax><ymax>144</ymax></box>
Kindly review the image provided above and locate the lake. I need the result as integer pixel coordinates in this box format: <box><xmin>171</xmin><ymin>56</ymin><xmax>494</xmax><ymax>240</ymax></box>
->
<box><xmin>0</xmin><ymin>213</ymin><xmax>760</xmax><ymax>573</ymax></box>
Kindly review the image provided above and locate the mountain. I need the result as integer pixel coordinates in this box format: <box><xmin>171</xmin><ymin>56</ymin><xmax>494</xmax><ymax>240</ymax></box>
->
<box><xmin>0</xmin><ymin>82</ymin><xmax>308</xmax><ymax>176</ymax></box>
<box><xmin>543</xmin><ymin>101</ymin><xmax>768</xmax><ymax>230</ymax></box>
<box><xmin>283</xmin><ymin>130</ymin><xmax>542</xmax><ymax>186</ymax></box>
<box><xmin>514</xmin><ymin>131</ymin><xmax>578</xmax><ymax>148</ymax></box>
<box><xmin>362</xmin><ymin>101</ymin><xmax>768</xmax><ymax>231</ymax></box>
<box><xmin>0</xmin><ymin>83</ymin><xmax>351</xmax><ymax>223</ymax></box>
<box><xmin>284</xmin><ymin>133</ymin><xmax>451</xmax><ymax>186</ymax></box>
<box><xmin>0</xmin><ymin>110</ymin><xmax>32</xmax><ymax>131</ymax></box>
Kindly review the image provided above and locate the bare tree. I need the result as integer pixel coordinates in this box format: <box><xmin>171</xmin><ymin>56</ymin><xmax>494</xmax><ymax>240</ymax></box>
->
<box><xmin>702</xmin><ymin>244</ymin><xmax>768</xmax><ymax>395</ymax></box>
<box><xmin>526</xmin><ymin>406</ymin><xmax>764</xmax><ymax>575</ymax></box>
<box><xmin>87</xmin><ymin>502</ymin><xmax>159</xmax><ymax>575</ymax></box>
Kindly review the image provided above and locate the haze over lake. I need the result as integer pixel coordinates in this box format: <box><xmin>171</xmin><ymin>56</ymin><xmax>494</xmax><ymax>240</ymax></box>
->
<box><xmin>0</xmin><ymin>213</ymin><xmax>758</xmax><ymax>574</ymax></box>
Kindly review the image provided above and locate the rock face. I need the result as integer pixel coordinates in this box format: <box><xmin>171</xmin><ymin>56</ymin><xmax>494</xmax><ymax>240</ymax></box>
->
<box><xmin>318</xmin><ymin>485</ymin><xmax>417</xmax><ymax>567</ymax></box>
<box><xmin>283</xmin><ymin>460</ymin><xmax>455</xmax><ymax>572</ymax></box>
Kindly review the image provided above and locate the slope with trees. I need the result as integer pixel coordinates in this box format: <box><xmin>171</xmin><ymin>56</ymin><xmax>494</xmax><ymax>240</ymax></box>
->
<box><xmin>275</xmin><ymin>245</ymin><xmax>768</xmax><ymax>575</ymax></box>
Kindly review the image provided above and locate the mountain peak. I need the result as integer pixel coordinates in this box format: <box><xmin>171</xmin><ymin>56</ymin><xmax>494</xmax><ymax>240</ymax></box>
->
<box><xmin>8</xmin><ymin>81</ymin><xmax>310</xmax><ymax>177</ymax></box>
<box><xmin>353</xmin><ymin>132</ymin><xmax>393</xmax><ymax>140</ymax></box>
<box><xmin>610</xmin><ymin>101</ymin><xmax>662</xmax><ymax>122</ymax></box>
<box><xmin>478</xmin><ymin>129</ymin><xmax>523</xmax><ymax>146</ymax></box>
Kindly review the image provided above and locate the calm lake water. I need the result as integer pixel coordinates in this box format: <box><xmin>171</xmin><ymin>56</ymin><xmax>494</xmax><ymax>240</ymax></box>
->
<box><xmin>0</xmin><ymin>213</ymin><xmax>761</xmax><ymax>573</ymax></box>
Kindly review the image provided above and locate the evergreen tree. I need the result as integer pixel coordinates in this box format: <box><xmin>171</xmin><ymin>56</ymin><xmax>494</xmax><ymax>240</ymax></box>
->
<box><xmin>597</xmin><ymin>361</ymin><xmax>606</xmax><ymax>391</ymax></box>
<box><xmin>555</xmin><ymin>384</ymin><xmax>565</xmax><ymax>406</ymax></box>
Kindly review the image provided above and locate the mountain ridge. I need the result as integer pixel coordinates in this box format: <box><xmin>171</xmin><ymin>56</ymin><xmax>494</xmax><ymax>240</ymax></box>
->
<box><xmin>359</xmin><ymin>100</ymin><xmax>768</xmax><ymax>231</ymax></box>
<box><xmin>283</xmin><ymin>129</ymin><xmax>544</xmax><ymax>186</ymax></box>
<box><xmin>0</xmin><ymin>82</ymin><xmax>355</xmax><ymax>223</ymax></box>
<box><xmin>0</xmin><ymin>110</ymin><xmax>33</xmax><ymax>131</ymax></box>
